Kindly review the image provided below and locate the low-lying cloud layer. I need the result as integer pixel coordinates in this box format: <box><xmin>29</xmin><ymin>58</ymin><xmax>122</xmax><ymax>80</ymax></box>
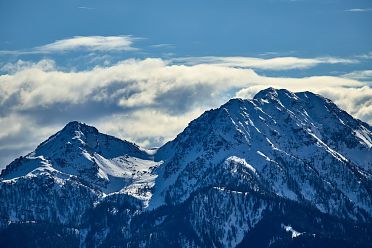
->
<box><xmin>0</xmin><ymin>57</ymin><xmax>371</xmax><ymax>168</ymax></box>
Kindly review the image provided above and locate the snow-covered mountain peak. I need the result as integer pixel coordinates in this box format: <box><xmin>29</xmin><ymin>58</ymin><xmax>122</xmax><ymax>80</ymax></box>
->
<box><xmin>49</xmin><ymin>120</ymin><xmax>98</xmax><ymax>141</ymax></box>
<box><xmin>0</xmin><ymin>121</ymin><xmax>159</xmax><ymax>196</ymax></box>
<box><xmin>151</xmin><ymin>88</ymin><xmax>372</xmax><ymax>218</ymax></box>
<box><xmin>32</xmin><ymin>121</ymin><xmax>150</xmax><ymax>160</ymax></box>
<box><xmin>253</xmin><ymin>86</ymin><xmax>280</xmax><ymax>99</ymax></box>
<box><xmin>32</xmin><ymin>121</ymin><xmax>93</xmax><ymax>156</ymax></box>
<box><xmin>63</xmin><ymin>120</ymin><xmax>97</xmax><ymax>132</ymax></box>
<box><xmin>58</xmin><ymin>121</ymin><xmax>99</xmax><ymax>143</ymax></box>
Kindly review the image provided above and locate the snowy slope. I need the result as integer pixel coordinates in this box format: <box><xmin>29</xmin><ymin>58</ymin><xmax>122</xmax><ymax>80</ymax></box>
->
<box><xmin>151</xmin><ymin>88</ymin><xmax>372</xmax><ymax>221</ymax></box>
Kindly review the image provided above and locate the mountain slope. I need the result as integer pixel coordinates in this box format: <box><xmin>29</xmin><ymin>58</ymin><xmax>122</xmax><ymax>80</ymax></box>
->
<box><xmin>151</xmin><ymin>88</ymin><xmax>371</xmax><ymax>222</ymax></box>
<box><xmin>0</xmin><ymin>88</ymin><xmax>371</xmax><ymax>247</ymax></box>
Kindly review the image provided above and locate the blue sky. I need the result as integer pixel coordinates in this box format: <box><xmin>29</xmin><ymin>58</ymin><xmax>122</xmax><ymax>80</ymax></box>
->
<box><xmin>0</xmin><ymin>0</ymin><xmax>371</xmax><ymax>168</ymax></box>
<box><xmin>2</xmin><ymin>0</ymin><xmax>372</xmax><ymax>60</ymax></box>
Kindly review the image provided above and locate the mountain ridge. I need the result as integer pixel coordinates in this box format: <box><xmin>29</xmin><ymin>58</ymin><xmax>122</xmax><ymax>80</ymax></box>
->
<box><xmin>0</xmin><ymin>88</ymin><xmax>371</xmax><ymax>247</ymax></box>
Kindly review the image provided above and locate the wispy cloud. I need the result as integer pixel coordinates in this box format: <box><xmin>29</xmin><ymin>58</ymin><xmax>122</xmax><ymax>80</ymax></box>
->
<box><xmin>343</xmin><ymin>70</ymin><xmax>372</xmax><ymax>81</ymax></box>
<box><xmin>77</xmin><ymin>6</ymin><xmax>95</xmax><ymax>10</ymax></box>
<box><xmin>0</xmin><ymin>35</ymin><xmax>139</xmax><ymax>55</ymax></box>
<box><xmin>357</xmin><ymin>52</ymin><xmax>372</xmax><ymax>60</ymax></box>
<box><xmin>35</xmin><ymin>35</ymin><xmax>138</xmax><ymax>53</ymax></box>
<box><xmin>150</xmin><ymin>44</ymin><xmax>175</xmax><ymax>49</ymax></box>
<box><xmin>345</xmin><ymin>8</ymin><xmax>372</xmax><ymax>12</ymax></box>
<box><xmin>172</xmin><ymin>56</ymin><xmax>358</xmax><ymax>71</ymax></box>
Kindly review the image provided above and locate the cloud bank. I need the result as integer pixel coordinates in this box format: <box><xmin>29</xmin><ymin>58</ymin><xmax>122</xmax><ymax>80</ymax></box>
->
<box><xmin>0</xmin><ymin>58</ymin><xmax>370</xmax><ymax>169</ymax></box>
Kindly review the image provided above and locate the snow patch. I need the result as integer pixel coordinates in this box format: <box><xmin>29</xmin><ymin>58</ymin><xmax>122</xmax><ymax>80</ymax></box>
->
<box><xmin>281</xmin><ymin>224</ymin><xmax>303</xmax><ymax>238</ymax></box>
<box><xmin>226</xmin><ymin>156</ymin><xmax>257</xmax><ymax>174</ymax></box>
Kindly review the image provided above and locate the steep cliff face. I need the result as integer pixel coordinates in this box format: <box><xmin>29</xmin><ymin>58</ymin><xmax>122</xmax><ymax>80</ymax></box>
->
<box><xmin>0</xmin><ymin>88</ymin><xmax>371</xmax><ymax>247</ymax></box>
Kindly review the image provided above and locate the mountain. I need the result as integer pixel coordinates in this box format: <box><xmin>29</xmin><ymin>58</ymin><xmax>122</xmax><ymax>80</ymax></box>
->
<box><xmin>152</xmin><ymin>88</ymin><xmax>372</xmax><ymax>219</ymax></box>
<box><xmin>0</xmin><ymin>121</ymin><xmax>158</xmax><ymax>227</ymax></box>
<box><xmin>1</xmin><ymin>121</ymin><xmax>158</xmax><ymax>193</ymax></box>
<box><xmin>0</xmin><ymin>88</ymin><xmax>371</xmax><ymax>247</ymax></box>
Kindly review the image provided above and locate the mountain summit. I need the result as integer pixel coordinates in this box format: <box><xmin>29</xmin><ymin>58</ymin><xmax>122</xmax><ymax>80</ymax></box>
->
<box><xmin>1</xmin><ymin>88</ymin><xmax>371</xmax><ymax>247</ymax></box>
<box><xmin>1</xmin><ymin>120</ymin><xmax>156</xmax><ymax>194</ymax></box>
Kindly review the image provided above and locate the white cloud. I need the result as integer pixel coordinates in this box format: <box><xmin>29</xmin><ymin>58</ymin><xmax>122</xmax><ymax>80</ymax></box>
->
<box><xmin>0</xmin><ymin>36</ymin><xmax>138</xmax><ymax>55</ymax></box>
<box><xmin>172</xmin><ymin>56</ymin><xmax>357</xmax><ymax>70</ymax></box>
<box><xmin>35</xmin><ymin>36</ymin><xmax>138</xmax><ymax>53</ymax></box>
<box><xmin>0</xmin><ymin>57</ymin><xmax>370</xmax><ymax>169</ymax></box>
<box><xmin>0</xmin><ymin>58</ymin><xmax>256</xmax><ymax>112</ymax></box>
<box><xmin>316</xmin><ymin>87</ymin><xmax>372</xmax><ymax>123</ymax></box>
<box><xmin>345</xmin><ymin>8</ymin><xmax>372</xmax><ymax>12</ymax></box>
<box><xmin>1</xmin><ymin>59</ymin><xmax>56</xmax><ymax>74</ymax></box>
<box><xmin>96</xmin><ymin>109</ymin><xmax>203</xmax><ymax>148</ymax></box>
<box><xmin>357</xmin><ymin>52</ymin><xmax>372</xmax><ymax>59</ymax></box>
<box><xmin>343</xmin><ymin>70</ymin><xmax>372</xmax><ymax>81</ymax></box>
<box><xmin>150</xmin><ymin>44</ymin><xmax>175</xmax><ymax>49</ymax></box>
<box><xmin>77</xmin><ymin>6</ymin><xmax>95</xmax><ymax>10</ymax></box>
